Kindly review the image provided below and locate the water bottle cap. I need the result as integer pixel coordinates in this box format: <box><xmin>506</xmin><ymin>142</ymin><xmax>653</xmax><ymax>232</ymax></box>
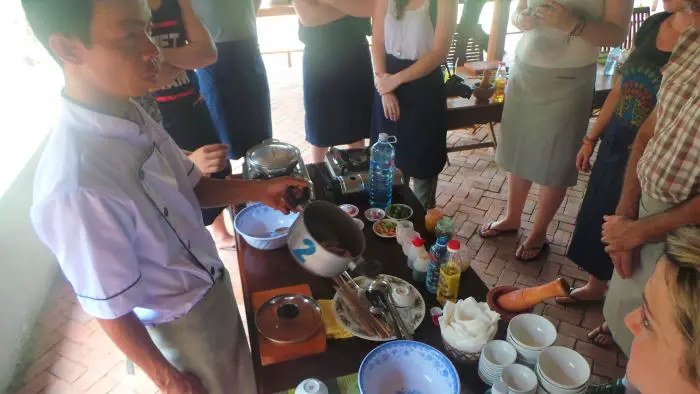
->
<box><xmin>437</xmin><ymin>236</ymin><xmax>448</xmax><ymax>244</ymax></box>
<box><xmin>378</xmin><ymin>133</ymin><xmax>389</xmax><ymax>142</ymax></box>
<box><xmin>447</xmin><ymin>239</ymin><xmax>460</xmax><ymax>251</ymax></box>
<box><xmin>411</xmin><ymin>237</ymin><xmax>425</xmax><ymax>247</ymax></box>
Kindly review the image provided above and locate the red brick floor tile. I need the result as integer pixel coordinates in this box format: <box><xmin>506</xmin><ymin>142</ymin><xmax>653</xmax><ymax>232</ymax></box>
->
<box><xmin>544</xmin><ymin>305</ymin><xmax>584</xmax><ymax>326</ymax></box>
<box><xmin>23</xmin><ymin>350</ymin><xmax>60</xmax><ymax>383</ymax></box>
<box><xmin>575</xmin><ymin>341</ymin><xmax>620</xmax><ymax>366</ymax></box>
<box><xmin>554</xmin><ymin>334</ymin><xmax>577</xmax><ymax>349</ymax></box>
<box><xmin>84</xmin><ymin>376</ymin><xmax>119</xmax><ymax>394</ymax></box>
<box><xmin>58</xmin><ymin>321</ymin><xmax>94</xmax><ymax>344</ymax></box>
<box><xmin>49</xmin><ymin>356</ymin><xmax>87</xmax><ymax>383</ymax></box>
<box><xmin>15</xmin><ymin>371</ymin><xmax>52</xmax><ymax>394</ymax></box>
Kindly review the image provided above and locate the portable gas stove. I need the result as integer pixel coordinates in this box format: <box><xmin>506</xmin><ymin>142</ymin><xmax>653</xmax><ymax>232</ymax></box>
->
<box><xmin>324</xmin><ymin>147</ymin><xmax>403</xmax><ymax>195</ymax></box>
<box><xmin>243</xmin><ymin>139</ymin><xmax>315</xmax><ymax>200</ymax></box>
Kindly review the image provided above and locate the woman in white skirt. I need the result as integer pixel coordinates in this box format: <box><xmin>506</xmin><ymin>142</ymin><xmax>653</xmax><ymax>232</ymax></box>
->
<box><xmin>479</xmin><ymin>0</ymin><xmax>634</xmax><ymax>261</ymax></box>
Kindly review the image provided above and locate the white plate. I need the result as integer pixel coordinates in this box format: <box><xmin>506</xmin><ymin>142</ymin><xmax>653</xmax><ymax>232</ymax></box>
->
<box><xmin>331</xmin><ymin>274</ymin><xmax>425</xmax><ymax>341</ymax></box>
<box><xmin>372</xmin><ymin>219</ymin><xmax>398</xmax><ymax>238</ymax></box>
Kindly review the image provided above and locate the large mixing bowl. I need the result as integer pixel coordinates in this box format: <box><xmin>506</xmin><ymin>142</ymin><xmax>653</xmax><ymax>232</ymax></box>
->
<box><xmin>287</xmin><ymin>200</ymin><xmax>365</xmax><ymax>277</ymax></box>
<box><xmin>358</xmin><ymin>341</ymin><xmax>460</xmax><ymax>394</ymax></box>
<box><xmin>234</xmin><ymin>203</ymin><xmax>299</xmax><ymax>250</ymax></box>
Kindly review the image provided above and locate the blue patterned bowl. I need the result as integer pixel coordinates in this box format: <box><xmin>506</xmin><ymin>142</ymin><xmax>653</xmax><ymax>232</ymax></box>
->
<box><xmin>358</xmin><ymin>341</ymin><xmax>460</xmax><ymax>394</ymax></box>
<box><xmin>234</xmin><ymin>203</ymin><xmax>299</xmax><ymax>250</ymax></box>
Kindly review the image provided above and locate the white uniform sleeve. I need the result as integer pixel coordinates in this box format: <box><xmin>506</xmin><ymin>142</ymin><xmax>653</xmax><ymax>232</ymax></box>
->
<box><xmin>151</xmin><ymin>123</ymin><xmax>202</xmax><ymax>188</ymax></box>
<box><xmin>31</xmin><ymin>189</ymin><xmax>144</xmax><ymax>319</ymax></box>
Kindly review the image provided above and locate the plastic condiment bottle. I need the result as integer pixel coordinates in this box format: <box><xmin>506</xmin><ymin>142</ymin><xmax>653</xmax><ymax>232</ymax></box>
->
<box><xmin>406</xmin><ymin>237</ymin><xmax>425</xmax><ymax>269</ymax></box>
<box><xmin>425</xmin><ymin>208</ymin><xmax>443</xmax><ymax>233</ymax></box>
<box><xmin>437</xmin><ymin>239</ymin><xmax>462</xmax><ymax>306</ymax></box>
<box><xmin>412</xmin><ymin>247</ymin><xmax>430</xmax><ymax>283</ymax></box>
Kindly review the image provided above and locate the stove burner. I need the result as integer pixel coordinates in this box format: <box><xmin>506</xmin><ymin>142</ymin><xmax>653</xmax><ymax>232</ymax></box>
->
<box><xmin>329</xmin><ymin>147</ymin><xmax>369</xmax><ymax>174</ymax></box>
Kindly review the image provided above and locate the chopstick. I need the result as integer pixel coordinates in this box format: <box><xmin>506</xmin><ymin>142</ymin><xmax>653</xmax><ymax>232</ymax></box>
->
<box><xmin>332</xmin><ymin>276</ymin><xmax>392</xmax><ymax>338</ymax></box>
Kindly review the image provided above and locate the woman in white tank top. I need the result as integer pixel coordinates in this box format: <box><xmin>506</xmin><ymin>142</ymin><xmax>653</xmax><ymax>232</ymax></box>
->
<box><xmin>371</xmin><ymin>0</ymin><xmax>457</xmax><ymax>208</ymax></box>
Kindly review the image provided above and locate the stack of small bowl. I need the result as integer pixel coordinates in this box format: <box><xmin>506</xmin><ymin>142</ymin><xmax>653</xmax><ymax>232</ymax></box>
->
<box><xmin>506</xmin><ymin>314</ymin><xmax>557</xmax><ymax>367</ymax></box>
<box><xmin>535</xmin><ymin>347</ymin><xmax>591</xmax><ymax>394</ymax></box>
<box><xmin>477</xmin><ymin>340</ymin><xmax>517</xmax><ymax>386</ymax></box>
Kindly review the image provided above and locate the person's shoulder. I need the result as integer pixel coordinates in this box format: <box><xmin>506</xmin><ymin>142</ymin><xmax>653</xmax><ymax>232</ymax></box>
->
<box><xmin>640</xmin><ymin>12</ymin><xmax>672</xmax><ymax>30</ymax></box>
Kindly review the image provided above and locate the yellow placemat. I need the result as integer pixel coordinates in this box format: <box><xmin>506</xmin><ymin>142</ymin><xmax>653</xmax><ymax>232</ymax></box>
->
<box><xmin>319</xmin><ymin>299</ymin><xmax>353</xmax><ymax>340</ymax></box>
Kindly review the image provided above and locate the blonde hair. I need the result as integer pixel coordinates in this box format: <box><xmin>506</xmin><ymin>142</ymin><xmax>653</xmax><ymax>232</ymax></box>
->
<box><xmin>664</xmin><ymin>226</ymin><xmax>700</xmax><ymax>386</ymax></box>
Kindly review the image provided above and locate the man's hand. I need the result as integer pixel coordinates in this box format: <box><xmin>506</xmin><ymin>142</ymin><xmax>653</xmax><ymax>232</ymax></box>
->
<box><xmin>576</xmin><ymin>143</ymin><xmax>594</xmax><ymax>172</ymax></box>
<box><xmin>255</xmin><ymin>177</ymin><xmax>310</xmax><ymax>214</ymax></box>
<box><xmin>189</xmin><ymin>144</ymin><xmax>229</xmax><ymax>175</ymax></box>
<box><xmin>609</xmin><ymin>248</ymin><xmax>640</xmax><ymax>279</ymax></box>
<box><xmin>375</xmin><ymin>73</ymin><xmax>401</xmax><ymax>96</ymax></box>
<box><xmin>161</xmin><ymin>372</ymin><xmax>207</xmax><ymax>394</ymax></box>
<box><xmin>515</xmin><ymin>8</ymin><xmax>538</xmax><ymax>31</ymax></box>
<box><xmin>382</xmin><ymin>93</ymin><xmax>400</xmax><ymax>121</ymax></box>
<box><xmin>602</xmin><ymin>215</ymin><xmax>644</xmax><ymax>252</ymax></box>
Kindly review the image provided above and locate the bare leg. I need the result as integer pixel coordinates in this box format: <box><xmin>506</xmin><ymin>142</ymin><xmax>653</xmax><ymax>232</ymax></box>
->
<box><xmin>310</xmin><ymin>145</ymin><xmax>329</xmax><ymax>164</ymax></box>
<box><xmin>517</xmin><ymin>185</ymin><xmax>566</xmax><ymax>260</ymax></box>
<box><xmin>210</xmin><ymin>212</ymin><xmax>234</xmax><ymax>249</ymax></box>
<box><xmin>481</xmin><ymin>173</ymin><xmax>531</xmax><ymax>235</ymax></box>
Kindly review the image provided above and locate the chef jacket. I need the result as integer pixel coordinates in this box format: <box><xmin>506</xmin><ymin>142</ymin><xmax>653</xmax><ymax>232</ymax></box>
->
<box><xmin>31</xmin><ymin>96</ymin><xmax>224</xmax><ymax>326</ymax></box>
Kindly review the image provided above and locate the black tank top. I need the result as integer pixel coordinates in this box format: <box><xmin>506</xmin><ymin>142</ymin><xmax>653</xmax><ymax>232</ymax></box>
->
<box><xmin>150</xmin><ymin>0</ymin><xmax>199</xmax><ymax>106</ymax></box>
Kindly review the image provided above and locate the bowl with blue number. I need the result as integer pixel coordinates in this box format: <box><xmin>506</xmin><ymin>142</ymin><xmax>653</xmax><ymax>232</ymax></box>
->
<box><xmin>234</xmin><ymin>203</ymin><xmax>299</xmax><ymax>250</ymax></box>
<box><xmin>358</xmin><ymin>340</ymin><xmax>460</xmax><ymax>394</ymax></box>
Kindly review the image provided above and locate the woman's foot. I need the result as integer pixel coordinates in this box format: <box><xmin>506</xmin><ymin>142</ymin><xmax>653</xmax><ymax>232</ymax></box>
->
<box><xmin>479</xmin><ymin>219</ymin><xmax>520</xmax><ymax>238</ymax></box>
<box><xmin>587</xmin><ymin>322</ymin><xmax>615</xmax><ymax>347</ymax></box>
<box><xmin>556</xmin><ymin>281</ymin><xmax>607</xmax><ymax>305</ymax></box>
<box><xmin>515</xmin><ymin>232</ymin><xmax>549</xmax><ymax>261</ymax></box>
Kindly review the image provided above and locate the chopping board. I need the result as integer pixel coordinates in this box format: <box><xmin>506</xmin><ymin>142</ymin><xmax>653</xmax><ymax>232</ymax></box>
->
<box><xmin>460</xmin><ymin>60</ymin><xmax>501</xmax><ymax>77</ymax></box>
<box><xmin>252</xmin><ymin>284</ymin><xmax>327</xmax><ymax>366</ymax></box>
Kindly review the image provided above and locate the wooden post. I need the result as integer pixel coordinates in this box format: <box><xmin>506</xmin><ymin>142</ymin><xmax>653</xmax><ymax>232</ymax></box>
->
<box><xmin>487</xmin><ymin>0</ymin><xmax>511</xmax><ymax>61</ymax></box>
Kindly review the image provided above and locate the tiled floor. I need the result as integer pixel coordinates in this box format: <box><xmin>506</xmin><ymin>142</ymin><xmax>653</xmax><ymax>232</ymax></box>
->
<box><xmin>8</xmin><ymin>58</ymin><xmax>626</xmax><ymax>394</ymax></box>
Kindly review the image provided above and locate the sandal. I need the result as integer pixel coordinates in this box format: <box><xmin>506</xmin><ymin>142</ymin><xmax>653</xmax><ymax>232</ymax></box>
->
<box><xmin>478</xmin><ymin>222</ymin><xmax>519</xmax><ymax>238</ymax></box>
<box><xmin>515</xmin><ymin>241</ymin><xmax>549</xmax><ymax>262</ymax></box>
<box><xmin>556</xmin><ymin>287</ymin><xmax>604</xmax><ymax>306</ymax></box>
<box><xmin>586</xmin><ymin>379</ymin><xmax>625</xmax><ymax>394</ymax></box>
<box><xmin>587</xmin><ymin>322</ymin><xmax>615</xmax><ymax>348</ymax></box>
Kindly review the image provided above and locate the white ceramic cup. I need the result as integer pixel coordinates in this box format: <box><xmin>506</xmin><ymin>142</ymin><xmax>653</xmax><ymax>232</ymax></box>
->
<box><xmin>391</xmin><ymin>285</ymin><xmax>415</xmax><ymax>307</ymax></box>
<box><xmin>501</xmin><ymin>364</ymin><xmax>537</xmax><ymax>394</ymax></box>
<box><xmin>295</xmin><ymin>378</ymin><xmax>329</xmax><ymax>394</ymax></box>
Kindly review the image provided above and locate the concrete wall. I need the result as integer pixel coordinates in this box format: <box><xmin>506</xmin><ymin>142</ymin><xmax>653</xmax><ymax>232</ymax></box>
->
<box><xmin>0</xmin><ymin>145</ymin><xmax>58</xmax><ymax>392</ymax></box>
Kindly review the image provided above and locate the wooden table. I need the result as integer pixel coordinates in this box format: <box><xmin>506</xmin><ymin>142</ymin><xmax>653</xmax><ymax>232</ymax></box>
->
<box><xmin>445</xmin><ymin>64</ymin><xmax>614</xmax><ymax>151</ymax></box>
<box><xmin>235</xmin><ymin>164</ymin><xmax>496</xmax><ymax>394</ymax></box>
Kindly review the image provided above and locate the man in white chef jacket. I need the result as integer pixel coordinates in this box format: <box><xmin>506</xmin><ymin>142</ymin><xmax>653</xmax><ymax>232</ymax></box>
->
<box><xmin>23</xmin><ymin>0</ymin><xmax>306</xmax><ymax>393</ymax></box>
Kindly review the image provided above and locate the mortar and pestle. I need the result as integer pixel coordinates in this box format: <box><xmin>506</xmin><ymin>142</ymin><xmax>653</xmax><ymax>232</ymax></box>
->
<box><xmin>486</xmin><ymin>278</ymin><xmax>571</xmax><ymax>322</ymax></box>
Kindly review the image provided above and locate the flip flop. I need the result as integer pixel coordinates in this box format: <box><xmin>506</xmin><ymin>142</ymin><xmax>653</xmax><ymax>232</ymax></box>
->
<box><xmin>478</xmin><ymin>222</ymin><xmax>519</xmax><ymax>238</ymax></box>
<box><xmin>555</xmin><ymin>288</ymin><xmax>604</xmax><ymax>306</ymax></box>
<box><xmin>586</xmin><ymin>379</ymin><xmax>625</xmax><ymax>394</ymax></box>
<box><xmin>587</xmin><ymin>323</ymin><xmax>615</xmax><ymax>348</ymax></box>
<box><xmin>515</xmin><ymin>241</ymin><xmax>549</xmax><ymax>262</ymax></box>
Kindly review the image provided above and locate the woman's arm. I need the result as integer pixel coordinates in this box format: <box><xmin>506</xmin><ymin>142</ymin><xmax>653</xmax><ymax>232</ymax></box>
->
<box><xmin>535</xmin><ymin>0</ymin><xmax>633</xmax><ymax>47</ymax></box>
<box><xmin>293</xmin><ymin>0</ymin><xmax>345</xmax><ymax>27</ymax></box>
<box><xmin>371</xmin><ymin>0</ymin><xmax>389</xmax><ymax>76</ymax></box>
<box><xmin>377</xmin><ymin>0</ymin><xmax>458</xmax><ymax>94</ymax></box>
<box><xmin>587</xmin><ymin>73</ymin><xmax>622</xmax><ymax>140</ymax></box>
<box><xmin>511</xmin><ymin>0</ymin><xmax>537</xmax><ymax>31</ymax></box>
<box><xmin>318</xmin><ymin>0</ymin><xmax>375</xmax><ymax>17</ymax></box>
<box><xmin>161</xmin><ymin>0</ymin><xmax>217</xmax><ymax>69</ymax></box>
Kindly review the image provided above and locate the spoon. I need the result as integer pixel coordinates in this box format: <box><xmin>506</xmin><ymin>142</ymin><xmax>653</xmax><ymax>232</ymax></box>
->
<box><xmin>255</xmin><ymin>226</ymin><xmax>289</xmax><ymax>238</ymax></box>
<box><xmin>367</xmin><ymin>280</ymin><xmax>413</xmax><ymax>340</ymax></box>
<box><xmin>368</xmin><ymin>305</ymin><xmax>396</xmax><ymax>337</ymax></box>
<box><xmin>366</xmin><ymin>290</ymin><xmax>400</xmax><ymax>338</ymax></box>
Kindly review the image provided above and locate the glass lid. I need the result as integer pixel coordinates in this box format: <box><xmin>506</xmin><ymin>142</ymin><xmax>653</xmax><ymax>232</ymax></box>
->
<box><xmin>255</xmin><ymin>294</ymin><xmax>323</xmax><ymax>344</ymax></box>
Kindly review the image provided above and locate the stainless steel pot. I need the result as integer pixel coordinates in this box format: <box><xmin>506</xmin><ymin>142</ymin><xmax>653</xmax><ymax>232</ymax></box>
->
<box><xmin>246</xmin><ymin>139</ymin><xmax>300</xmax><ymax>178</ymax></box>
<box><xmin>287</xmin><ymin>200</ymin><xmax>366</xmax><ymax>277</ymax></box>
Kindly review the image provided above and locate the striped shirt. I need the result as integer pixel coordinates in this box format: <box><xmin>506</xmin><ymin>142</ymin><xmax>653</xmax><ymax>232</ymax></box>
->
<box><xmin>637</xmin><ymin>27</ymin><xmax>700</xmax><ymax>204</ymax></box>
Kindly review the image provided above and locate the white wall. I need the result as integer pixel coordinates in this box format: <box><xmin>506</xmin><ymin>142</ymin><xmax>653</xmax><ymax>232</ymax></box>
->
<box><xmin>0</xmin><ymin>145</ymin><xmax>58</xmax><ymax>392</ymax></box>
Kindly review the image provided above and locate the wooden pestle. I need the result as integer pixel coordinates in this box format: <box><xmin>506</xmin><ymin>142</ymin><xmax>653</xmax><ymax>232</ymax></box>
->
<box><xmin>496</xmin><ymin>278</ymin><xmax>571</xmax><ymax>312</ymax></box>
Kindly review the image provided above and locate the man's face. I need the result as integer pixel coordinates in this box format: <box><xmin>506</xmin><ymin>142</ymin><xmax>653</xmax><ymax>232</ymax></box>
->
<box><xmin>74</xmin><ymin>0</ymin><xmax>160</xmax><ymax>97</ymax></box>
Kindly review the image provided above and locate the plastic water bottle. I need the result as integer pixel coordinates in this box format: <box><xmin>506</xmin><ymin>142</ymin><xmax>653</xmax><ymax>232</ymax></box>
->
<box><xmin>368</xmin><ymin>133</ymin><xmax>396</xmax><ymax>209</ymax></box>
<box><xmin>603</xmin><ymin>47</ymin><xmax>623</xmax><ymax>76</ymax></box>
<box><xmin>426</xmin><ymin>236</ymin><xmax>449</xmax><ymax>294</ymax></box>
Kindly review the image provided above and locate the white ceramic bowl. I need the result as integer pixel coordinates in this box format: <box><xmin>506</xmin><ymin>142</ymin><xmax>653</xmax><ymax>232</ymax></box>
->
<box><xmin>507</xmin><ymin>333</ymin><xmax>542</xmax><ymax>365</ymax></box>
<box><xmin>234</xmin><ymin>203</ymin><xmax>299</xmax><ymax>250</ymax></box>
<box><xmin>536</xmin><ymin>367</ymin><xmax>588</xmax><ymax>394</ymax></box>
<box><xmin>353</xmin><ymin>218</ymin><xmax>365</xmax><ymax>230</ymax></box>
<box><xmin>481</xmin><ymin>340</ymin><xmax>517</xmax><ymax>368</ymax></box>
<box><xmin>508</xmin><ymin>314</ymin><xmax>558</xmax><ymax>351</ymax></box>
<box><xmin>537</xmin><ymin>346</ymin><xmax>591</xmax><ymax>390</ymax></box>
<box><xmin>358</xmin><ymin>341</ymin><xmax>460</xmax><ymax>394</ymax></box>
<box><xmin>501</xmin><ymin>364</ymin><xmax>538</xmax><ymax>394</ymax></box>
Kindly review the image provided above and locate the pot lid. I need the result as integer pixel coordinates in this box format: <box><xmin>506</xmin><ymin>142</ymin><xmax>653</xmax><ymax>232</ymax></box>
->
<box><xmin>247</xmin><ymin>139</ymin><xmax>300</xmax><ymax>171</ymax></box>
<box><xmin>255</xmin><ymin>294</ymin><xmax>323</xmax><ymax>344</ymax></box>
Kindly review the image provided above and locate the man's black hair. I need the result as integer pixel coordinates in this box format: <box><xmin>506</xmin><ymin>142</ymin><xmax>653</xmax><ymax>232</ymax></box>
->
<box><xmin>22</xmin><ymin>0</ymin><xmax>94</xmax><ymax>63</ymax></box>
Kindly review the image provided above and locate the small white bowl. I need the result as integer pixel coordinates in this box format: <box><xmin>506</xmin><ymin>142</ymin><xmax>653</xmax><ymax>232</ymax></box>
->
<box><xmin>536</xmin><ymin>367</ymin><xmax>588</xmax><ymax>394</ymax></box>
<box><xmin>339</xmin><ymin>204</ymin><xmax>359</xmax><ymax>217</ymax></box>
<box><xmin>391</xmin><ymin>285</ymin><xmax>414</xmax><ymax>308</ymax></box>
<box><xmin>537</xmin><ymin>346</ymin><xmax>591</xmax><ymax>390</ymax></box>
<box><xmin>481</xmin><ymin>340</ymin><xmax>517</xmax><ymax>368</ymax></box>
<box><xmin>508</xmin><ymin>314</ymin><xmax>557</xmax><ymax>351</ymax></box>
<box><xmin>507</xmin><ymin>333</ymin><xmax>543</xmax><ymax>365</ymax></box>
<box><xmin>353</xmin><ymin>218</ymin><xmax>365</xmax><ymax>230</ymax></box>
<box><xmin>501</xmin><ymin>364</ymin><xmax>537</xmax><ymax>394</ymax></box>
<box><xmin>364</xmin><ymin>208</ymin><xmax>386</xmax><ymax>222</ymax></box>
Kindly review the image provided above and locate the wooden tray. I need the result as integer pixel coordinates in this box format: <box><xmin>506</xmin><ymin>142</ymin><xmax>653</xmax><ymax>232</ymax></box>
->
<box><xmin>460</xmin><ymin>60</ymin><xmax>501</xmax><ymax>77</ymax></box>
<box><xmin>252</xmin><ymin>284</ymin><xmax>327</xmax><ymax>366</ymax></box>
